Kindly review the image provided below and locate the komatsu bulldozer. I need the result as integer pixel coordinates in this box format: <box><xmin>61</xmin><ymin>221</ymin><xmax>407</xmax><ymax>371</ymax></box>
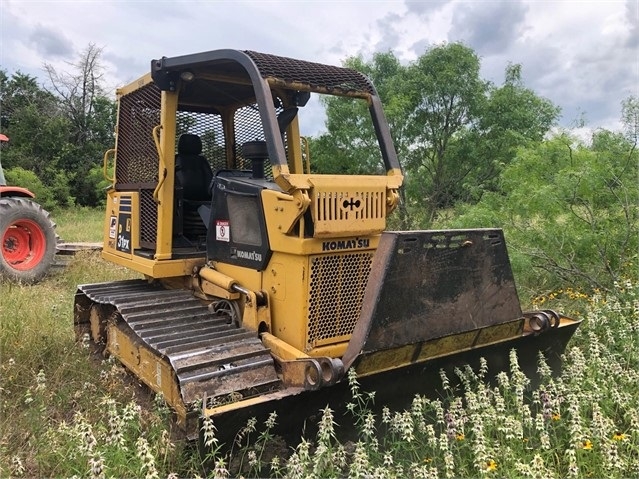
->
<box><xmin>74</xmin><ymin>49</ymin><xmax>581</xmax><ymax>446</ymax></box>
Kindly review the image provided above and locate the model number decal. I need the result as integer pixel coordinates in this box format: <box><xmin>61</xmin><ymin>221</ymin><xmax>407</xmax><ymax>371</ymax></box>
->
<box><xmin>116</xmin><ymin>212</ymin><xmax>132</xmax><ymax>253</ymax></box>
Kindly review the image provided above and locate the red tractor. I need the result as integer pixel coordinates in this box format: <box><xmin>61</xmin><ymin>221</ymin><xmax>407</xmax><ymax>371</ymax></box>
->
<box><xmin>0</xmin><ymin>133</ymin><xmax>57</xmax><ymax>283</ymax></box>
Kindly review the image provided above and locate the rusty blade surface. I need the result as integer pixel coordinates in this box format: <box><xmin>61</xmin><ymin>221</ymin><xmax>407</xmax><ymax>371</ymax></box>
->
<box><xmin>344</xmin><ymin>229</ymin><xmax>523</xmax><ymax>369</ymax></box>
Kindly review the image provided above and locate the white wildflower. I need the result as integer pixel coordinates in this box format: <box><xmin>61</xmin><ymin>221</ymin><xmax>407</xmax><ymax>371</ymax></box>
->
<box><xmin>89</xmin><ymin>453</ymin><xmax>105</xmax><ymax>479</ymax></box>
<box><xmin>11</xmin><ymin>456</ymin><xmax>25</xmax><ymax>477</ymax></box>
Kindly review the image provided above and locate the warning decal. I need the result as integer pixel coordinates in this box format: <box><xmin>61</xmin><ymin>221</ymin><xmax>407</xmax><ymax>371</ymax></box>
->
<box><xmin>109</xmin><ymin>216</ymin><xmax>117</xmax><ymax>239</ymax></box>
<box><xmin>216</xmin><ymin>220</ymin><xmax>230</xmax><ymax>242</ymax></box>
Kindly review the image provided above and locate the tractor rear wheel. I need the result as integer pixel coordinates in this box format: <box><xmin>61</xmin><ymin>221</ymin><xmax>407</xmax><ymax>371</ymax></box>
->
<box><xmin>0</xmin><ymin>197</ymin><xmax>57</xmax><ymax>283</ymax></box>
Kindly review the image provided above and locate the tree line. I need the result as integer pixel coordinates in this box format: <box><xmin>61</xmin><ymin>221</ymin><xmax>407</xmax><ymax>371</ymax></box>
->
<box><xmin>0</xmin><ymin>44</ymin><xmax>114</xmax><ymax>209</ymax></box>
<box><xmin>1</xmin><ymin>43</ymin><xmax>636</xmax><ymax>292</ymax></box>
<box><xmin>311</xmin><ymin>43</ymin><xmax>637</xmax><ymax>293</ymax></box>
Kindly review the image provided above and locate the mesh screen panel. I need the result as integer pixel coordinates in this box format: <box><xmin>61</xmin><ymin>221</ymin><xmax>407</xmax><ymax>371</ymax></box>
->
<box><xmin>233</xmin><ymin>103</ymin><xmax>288</xmax><ymax>177</ymax></box>
<box><xmin>234</xmin><ymin>105</ymin><xmax>264</xmax><ymax>171</ymax></box>
<box><xmin>307</xmin><ymin>252</ymin><xmax>374</xmax><ymax>349</ymax></box>
<box><xmin>116</xmin><ymin>84</ymin><xmax>161</xmax><ymax>185</ymax></box>
<box><xmin>176</xmin><ymin>111</ymin><xmax>226</xmax><ymax>171</ymax></box>
<box><xmin>245</xmin><ymin>50</ymin><xmax>374</xmax><ymax>95</ymax></box>
<box><xmin>139</xmin><ymin>189</ymin><xmax>157</xmax><ymax>247</ymax></box>
<box><xmin>116</xmin><ymin>84</ymin><xmax>162</xmax><ymax>247</ymax></box>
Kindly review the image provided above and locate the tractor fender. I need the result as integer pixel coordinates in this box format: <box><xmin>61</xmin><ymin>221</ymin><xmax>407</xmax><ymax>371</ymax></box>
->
<box><xmin>0</xmin><ymin>186</ymin><xmax>36</xmax><ymax>198</ymax></box>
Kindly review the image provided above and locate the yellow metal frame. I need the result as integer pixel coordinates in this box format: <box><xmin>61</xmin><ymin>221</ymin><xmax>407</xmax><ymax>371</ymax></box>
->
<box><xmin>116</xmin><ymin>73</ymin><xmax>155</xmax><ymax>97</ymax></box>
<box><xmin>154</xmin><ymin>91</ymin><xmax>178</xmax><ymax>260</ymax></box>
<box><xmin>106</xmin><ymin>322</ymin><xmax>190</xmax><ymax>429</ymax></box>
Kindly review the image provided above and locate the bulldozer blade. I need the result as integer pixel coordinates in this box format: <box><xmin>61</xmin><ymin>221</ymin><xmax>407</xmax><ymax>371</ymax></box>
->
<box><xmin>201</xmin><ymin>316</ymin><xmax>580</xmax><ymax>454</ymax></box>
<box><xmin>343</xmin><ymin>229</ymin><xmax>524</xmax><ymax>372</ymax></box>
<box><xmin>200</xmin><ymin>228</ymin><xmax>582</xmax><ymax>453</ymax></box>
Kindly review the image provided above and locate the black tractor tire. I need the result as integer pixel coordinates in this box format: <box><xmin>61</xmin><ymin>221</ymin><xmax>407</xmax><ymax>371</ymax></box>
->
<box><xmin>0</xmin><ymin>197</ymin><xmax>57</xmax><ymax>284</ymax></box>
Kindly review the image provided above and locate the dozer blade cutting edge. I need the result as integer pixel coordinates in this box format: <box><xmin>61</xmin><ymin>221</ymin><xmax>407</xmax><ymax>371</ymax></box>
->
<box><xmin>197</xmin><ymin>229</ymin><xmax>581</xmax><ymax>450</ymax></box>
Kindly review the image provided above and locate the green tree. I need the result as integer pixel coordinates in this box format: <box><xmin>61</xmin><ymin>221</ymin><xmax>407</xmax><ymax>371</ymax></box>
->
<box><xmin>0</xmin><ymin>70</ymin><xmax>70</xmax><ymax>174</ymax></box>
<box><xmin>403</xmin><ymin>43</ymin><xmax>489</xmax><ymax>223</ymax></box>
<box><xmin>0</xmin><ymin>69</ymin><xmax>74</xmax><ymax>207</ymax></box>
<box><xmin>449</xmin><ymin>63</ymin><xmax>560</xmax><ymax>203</ymax></box>
<box><xmin>43</xmin><ymin>43</ymin><xmax>116</xmax><ymax>206</ymax></box>
<box><xmin>311</xmin><ymin>44</ymin><xmax>559</xmax><ymax>228</ymax></box>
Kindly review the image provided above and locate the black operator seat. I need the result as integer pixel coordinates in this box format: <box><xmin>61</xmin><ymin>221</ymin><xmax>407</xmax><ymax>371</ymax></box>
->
<box><xmin>175</xmin><ymin>133</ymin><xmax>214</xmax><ymax>201</ymax></box>
<box><xmin>175</xmin><ymin>133</ymin><xmax>214</xmax><ymax>241</ymax></box>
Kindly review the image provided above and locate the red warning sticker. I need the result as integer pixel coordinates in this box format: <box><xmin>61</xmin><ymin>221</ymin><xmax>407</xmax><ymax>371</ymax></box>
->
<box><xmin>216</xmin><ymin>220</ymin><xmax>230</xmax><ymax>242</ymax></box>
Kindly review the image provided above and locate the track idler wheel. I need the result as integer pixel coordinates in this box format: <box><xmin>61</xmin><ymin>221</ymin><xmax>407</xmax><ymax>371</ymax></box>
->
<box><xmin>209</xmin><ymin>299</ymin><xmax>242</xmax><ymax>327</ymax></box>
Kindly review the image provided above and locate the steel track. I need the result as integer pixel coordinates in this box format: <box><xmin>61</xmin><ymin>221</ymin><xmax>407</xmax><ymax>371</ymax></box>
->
<box><xmin>77</xmin><ymin>279</ymin><xmax>282</xmax><ymax>406</ymax></box>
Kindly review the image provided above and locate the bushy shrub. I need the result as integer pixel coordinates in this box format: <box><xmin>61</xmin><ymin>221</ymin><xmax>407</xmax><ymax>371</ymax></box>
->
<box><xmin>4</xmin><ymin>167</ymin><xmax>58</xmax><ymax>211</ymax></box>
<box><xmin>438</xmin><ymin>132</ymin><xmax>638</xmax><ymax>295</ymax></box>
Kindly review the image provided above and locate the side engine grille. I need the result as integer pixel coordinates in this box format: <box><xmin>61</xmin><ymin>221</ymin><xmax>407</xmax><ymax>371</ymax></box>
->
<box><xmin>139</xmin><ymin>189</ymin><xmax>157</xmax><ymax>247</ymax></box>
<box><xmin>307</xmin><ymin>251</ymin><xmax>374</xmax><ymax>349</ymax></box>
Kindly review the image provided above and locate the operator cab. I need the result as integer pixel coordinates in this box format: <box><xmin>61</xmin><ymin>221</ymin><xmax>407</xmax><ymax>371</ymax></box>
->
<box><xmin>106</xmin><ymin>50</ymin><xmax>401</xmax><ymax>276</ymax></box>
<box><xmin>171</xmin><ymin>82</ymin><xmax>305</xmax><ymax>267</ymax></box>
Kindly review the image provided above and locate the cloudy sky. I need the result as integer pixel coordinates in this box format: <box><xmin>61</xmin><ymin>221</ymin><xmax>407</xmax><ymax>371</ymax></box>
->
<box><xmin>1</xmin><ymin>0</ymin><xmax>637</xmax><ymax>135</ymax></box>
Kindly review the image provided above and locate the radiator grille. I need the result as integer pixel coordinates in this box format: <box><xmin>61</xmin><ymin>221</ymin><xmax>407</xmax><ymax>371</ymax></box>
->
<box><xmin>307</xmin><ymin>251</ymin><xmax>374</xmax><ymax>349</ymax></box>
<box><xmin>315</xmin><ymin>190</ymin><xmax>386</xmax><ymax>222</ymax></box>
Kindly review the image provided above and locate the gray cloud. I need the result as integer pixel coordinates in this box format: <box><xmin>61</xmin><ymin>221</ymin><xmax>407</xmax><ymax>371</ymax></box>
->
<box><xmin>450</xmin><ymin>0</ymin><xmax>528</xmax><ymax>56</ymax></box>
<box><xmin>405</xmin><ymin>0</ymin><xmax>451</xmax><ymax>16</ymax></box>
<box><xmin>1</xmin><ymin>0</ymin><xmax>633</xmax><ymax>134</ymax></box>
<box><xmin>410</xmin><ymin>38</ymin><xmax>437</xmax><ymax>57</ymax></box>
<box><xmin>374</xmin><ymin>13</ymin><xmax>405</xmax><ymax>53</ymax></box>
<box><xmin>626</xmin><ymin>0</ymin><xmax>638</xmax><ymax>48</ymax></box>
<box><xmin>29</xmin><ymin>25</ymin><xmax>74</xmax><ymax>58</ymax></box>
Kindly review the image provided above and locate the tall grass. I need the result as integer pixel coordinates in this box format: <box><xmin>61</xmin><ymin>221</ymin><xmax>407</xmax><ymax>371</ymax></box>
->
<box><xmin>1</xmin><ymin>208</ymin><xmax>637</xmax><ymax>477</ymax></box>
<box><xmin>53</xmin><ymin>207</ymin><xmax>104</xmax><ymax>243</ymax></box>
<box><xmin>210</xmin><ymin>282</ymin><xmax>639</xmax><ymax>479</ymax></box>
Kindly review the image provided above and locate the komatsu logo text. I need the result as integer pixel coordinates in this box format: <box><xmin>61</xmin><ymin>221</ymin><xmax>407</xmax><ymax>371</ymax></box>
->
<box><xmin>322</xmin><ymin>238</ymin><xmax>370</xmax><ymax>251</ymax></box>
<box><xmin>237</xmin><ymin>250</ymin><xmax>262</xmax><ymax>261</ymax></box>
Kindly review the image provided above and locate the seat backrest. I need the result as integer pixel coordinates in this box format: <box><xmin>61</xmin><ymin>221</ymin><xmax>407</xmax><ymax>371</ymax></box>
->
<box><xmin>175</xmin><ymin>134</ymin><xmax>214</xmax><ymax>201</ymax></box>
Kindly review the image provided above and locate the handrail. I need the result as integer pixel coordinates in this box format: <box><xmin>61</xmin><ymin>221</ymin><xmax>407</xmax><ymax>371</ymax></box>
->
<box><xmin>102</xmin><ymin>149</ymin><xmax>116</xmax><ymax>182</ymax></box>
<box><xmin>152</xmin><ymin>125</ymin><xmax>166</xmax><ymax>204</ymax></box>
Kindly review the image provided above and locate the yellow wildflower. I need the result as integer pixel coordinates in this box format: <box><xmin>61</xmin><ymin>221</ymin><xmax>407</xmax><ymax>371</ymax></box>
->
<box><xmin>581</xmin><ymin>439</ymin><xmax>593</xmax><ymax>450</ymax></box>
<box><xmin>456</xmin><ymin>432</ymin><xmax>465</xmax><ymax>441</ymax></box>
<box><xmin>485</xmin><ymin>459</ymin><xmax>497</xmax><ymax>471</ymax></box>
<box><xmin>612</xmin><ymin>432</ymin><xmax>627</xmax><ymax>441</ymax></box>
<box><xmin>552</xmin><ymin>413</ymin><xmax>561</xmax><ymax>421</ymax></box>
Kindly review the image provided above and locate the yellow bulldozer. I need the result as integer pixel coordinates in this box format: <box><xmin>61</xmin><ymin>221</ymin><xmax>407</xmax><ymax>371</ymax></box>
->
<box><xmin>74</xmin><ymin>49</ymin><xmax>581</xmax><ymax>447</ymax></box>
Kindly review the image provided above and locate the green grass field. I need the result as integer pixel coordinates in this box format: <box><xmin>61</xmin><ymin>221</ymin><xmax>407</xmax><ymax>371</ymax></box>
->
<box><xmin>1</xmin><ymin>208</ymin><xmax>637</xmax><ymax>478</ymax></box>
